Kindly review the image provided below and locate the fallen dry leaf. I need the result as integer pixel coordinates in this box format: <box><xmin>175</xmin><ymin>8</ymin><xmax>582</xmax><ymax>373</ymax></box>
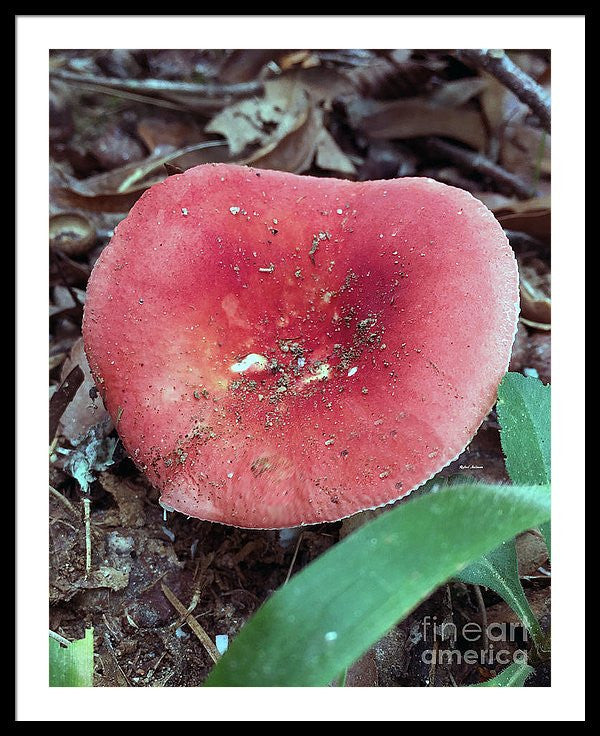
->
<box><xmin>345</xmin><ymin>97</ymin><xmax>487</xmax><ymax>151</ymax></box>
<box><xmin>51</xmin><ymin>141</ymin><xmax>229</xmax><ymax>212</ymax></box>
<box><xmin>58</xmin><ymin>338</ymin><xmax>112</xmax><ymax>443</ymax></box>
<box><xmin>286</xmin><ymin>66</ymin><xmax>356</xmax><ymax>108</ymax></box>
<box><xmin>347</xmin><ymin>52</ymin><xmax>441</xmax><ymax>100</ymax></box>
<box><xmin>516</xmin><ymin>531</ymin><xmax>549</xmax><ymax>577</ymax></box>
<box><xmin>314</xmin><ymin>127</ymin><xmax>356</xmax><ymax>176</ymax></box>
<box><xmin>206</xmin><ymin>77</ymin><xmax>311</xmax><ymax>158</ymax></box>
<box><xmin>49</xmin><ymin>364</ymin><xmax>84</xmax><ymax>442</ymax></box>
<box><xmin>218</xmin><ymin>49</ymin><xmax>282</xmax><ymax>83</ymax></box>
<box><xmin>233</xmin><ymin>84</ymin><xmax>325</xmax><ymax>174</ymax></box>
<box><xmin>475</xmin><ymin>193</ymin><xmax>551</xmax><ymax>244</ymax></box>
<box><xmin>99</xmin><ymin>472</ymin><xmax>147</xmax><ymax>528</ymax></box>
<box><xmin>502</xmin><ymin>123</ymin><xmax>550</xmax><ymax>179</ymax></box>
<box><xmin>279</xmin><ymin>50</ymin><xmax>321</xmax><ymax>71</ymax></box>
<box><xmin>480</xmin><ymin>71</ymin><xmax>529</xmax><ymax>137</ymax></box>
<box><xmin>428</xmin><ymin>77</ymin><xmax>487</xmax><ymax>108</ymax></box>
<box><xmin>240</xmin><ymin>104</ymin><xmax>322</xmax><ymax>173</ymax></box>
<box><xmin>84</xmin><ymin>566</ymin><xmax>130</xmax><ymax>592</ymax></box>
<box><xmin>49</xmin><ymin>212</ymin><xmax>96</xmax><ymax>257</ymax></box>
<box><xmin>136</xmin><ymin>116</ymin><xmax>206</xmax><ymax>151</ymax></box>
<box><xmin>519</xmin><ymin>278</ymin><xmax>551</xmax><ymax>330</ymax></box>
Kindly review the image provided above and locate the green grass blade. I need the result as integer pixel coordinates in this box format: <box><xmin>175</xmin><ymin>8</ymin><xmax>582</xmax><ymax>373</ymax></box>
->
<box><xmin>472</xmin><ymin>660</ymin><xmax>534</xmax><ymax>687</ymax></box>
<box><xmin>456</xmin><ymin>539</ymin><xmax>548</xmax><ymax>652</ymax></box>
<box><xmin>205</xmin><ymin>483</ymin><xmax>550</xmax><ymax>686</ymax></box>
<box><xmin>49</xmin><ymin>628</ymin><xmax>94</xmax><ymax>687</ymax></box>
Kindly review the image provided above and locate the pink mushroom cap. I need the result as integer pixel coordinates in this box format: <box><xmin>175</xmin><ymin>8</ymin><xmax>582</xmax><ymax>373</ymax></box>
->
<box><xmin>83</xmin><ymin>163</ymin><xmax>519</xmax><ymax>528</ymax></box>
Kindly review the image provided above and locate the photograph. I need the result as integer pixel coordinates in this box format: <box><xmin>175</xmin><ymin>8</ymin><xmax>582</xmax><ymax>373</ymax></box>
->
<box><xmin>14</xmin><ymin>12</ymin><xmax>587</xmax><ymax>723</ymax></box>
<box><xmin>47</xmin><ymin>44</ymin><xmax>552</xmax><ymax>688</ymax></box>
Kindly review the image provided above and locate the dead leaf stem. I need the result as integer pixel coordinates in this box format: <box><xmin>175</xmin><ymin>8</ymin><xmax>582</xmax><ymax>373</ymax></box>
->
<box><xmin>427</xmin><ymin>137</ymin><xmax>536</xmax><ymax>199</ymax></box>
<box><xmin>51</xmin><ymin>68</ymin><xmax>264</xmax><ymax>99</ymax></box>
<box><xmin>161</xmin><ymin>582</ymin><xmax>220</xmax><ymax>663</ymax></box>
<box><xmin>456</xmin><ymin>49</ymin><xmax>551</xmax><ymax>133</ymax></box>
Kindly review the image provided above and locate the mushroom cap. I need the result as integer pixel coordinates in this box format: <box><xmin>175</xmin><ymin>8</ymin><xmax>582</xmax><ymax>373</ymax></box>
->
<box><xmin>83</xmin><ymin>163</ymin><xmax>519</xmax><ymax>528</ymax></box>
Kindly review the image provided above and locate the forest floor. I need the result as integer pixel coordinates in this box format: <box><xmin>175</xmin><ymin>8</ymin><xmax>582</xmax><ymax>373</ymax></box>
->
<box><xmin>49</xmin><ymin>48</ymin><xmax>551</xmax><ymax>687</ymax></box>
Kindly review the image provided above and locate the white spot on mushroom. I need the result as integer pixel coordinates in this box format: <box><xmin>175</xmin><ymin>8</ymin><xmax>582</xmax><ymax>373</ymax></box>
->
<box><xmin>347</xmin><ymin>366</ymin><xmax>358</xmax><ymax>377</ymax></box>
<box><xmin>230</xmin><ymin>353</ymin><xmax>268</xmax><ymax>373</ymax></box>
<box><xmin>229</xmin><ymin>206</ymin><xmax>240</xmax><ymax>215</ymax></box>
<box><xmin>322</xmin><ymin>291</ymin><xmax>335</xmax><ymax>304</ymax></box>
<box><xmin>181</xmin><ymin>207</ymin><xmax>188</xmax><ymax>215</ymax></box>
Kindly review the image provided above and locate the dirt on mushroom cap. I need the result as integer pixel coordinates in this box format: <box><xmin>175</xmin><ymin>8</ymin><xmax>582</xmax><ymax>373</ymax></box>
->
<box><xmin>82</xmin><ymin>163</ymin><xmax>519</xmax><ymax>529</ymax></box>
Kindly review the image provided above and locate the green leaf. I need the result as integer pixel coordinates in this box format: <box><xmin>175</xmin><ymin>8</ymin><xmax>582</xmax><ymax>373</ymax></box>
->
<box><xmin>497</xmin><ymin>372</ymin><xmax>551</xmax><ymax>554</ymax></box>
<box><xmin>49</xmin><ymin>628</ymin><xmax>94</xmax><ymax>687</ymax></box>
<box><xmin>205</xmin><ymin>483</ymin><xmax>550</xmax><ymax>686</ymax></box>
<box><xmin>497</xmin><ymin>372</ymin><xmax>550</xmax><ymax>485</ymax></box>
<box><xmin>472</xmin><ymin>660</ymin><xmax>534</xmax><ymax>687</ymax></box>
<box><xmin>456</xmin><ymin>540</ymin><xmax>548</xmax><ymax>653</ymax></box>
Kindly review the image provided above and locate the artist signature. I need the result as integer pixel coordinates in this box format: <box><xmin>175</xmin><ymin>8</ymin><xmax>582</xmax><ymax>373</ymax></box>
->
<box><xmin>459</xmin><ymin>464</ymin><xmax>483</xmax><ymax>470</ymax></box>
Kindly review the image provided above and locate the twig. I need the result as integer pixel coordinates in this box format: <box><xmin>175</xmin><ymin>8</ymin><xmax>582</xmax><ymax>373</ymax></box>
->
<box><xmin>49</xmin><ymin>485</ymin><xmax>78</xmax><ymax>516</ymax></box>
<box><xmin>50</xmin><ymin>68</ymin><xmax>264</xmax><ymax>99</ymax></box>
<box><xmin>102</xmin><ymin>613</ymin><xmax>121</xmax><ymax>640</ymax></box>
<box><xmin>161</xmin><ymin>582</ymin><xmax>220</xmax><ymax>663</ymax></box>
<box><xmin>427</xmin><ymin>137</ymin><xmax>536</xmax><ymax>199</ymax></box>
<box><xmin>50</xmin><ymin>517</ymin><xmax>78</xmax><ymax>532</ymax></box>
<box><xmin>456</xmin><ymin>49</ymin><xmax>551</xmax><ymax>133</ymax></box>
<box><xmin>473</xmin><ymin>584</ymin><xmax>489</xmax><ymax>651</ymax></box>
<box><xmin>56</xmin><ymin>80</ymin><xmax>191</xmax><ymax>111</ymax></box>
<box><xmin>102</xmin><ymin>632</ymin><xmax>131</xmax><ymax>686</ymax></box>
<box><xmin>284</xmin><ymin>531</ymin><xmax>304</xmax><ymax>585</ymax></box>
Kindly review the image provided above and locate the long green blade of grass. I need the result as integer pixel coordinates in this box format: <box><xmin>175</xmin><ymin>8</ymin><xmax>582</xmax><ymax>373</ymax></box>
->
<box><xmin>205</xmin><ymin>483</ymin><xmax>550</xmax><ymax>686</ymax></box>
<box><xmin>472</xmin><ymin>660</ymin><xmax>534</xmax><ymax>687</ymax></box>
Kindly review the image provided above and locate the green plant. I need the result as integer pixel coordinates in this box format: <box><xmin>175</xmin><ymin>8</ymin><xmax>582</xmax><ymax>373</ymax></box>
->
<box><xmin>472</xmin><ymin>660</ymin><xmax>534</xmax><ymax>687</ymax></box>
<box><xmin>204</xmin><ymin>372</ymin><xmax>551</xmax><ymax>686</ymax></box>
<box><xmin>49</xmin><ymin>628</ymin><xmax>94</xmax><ymax>687</ymax></box>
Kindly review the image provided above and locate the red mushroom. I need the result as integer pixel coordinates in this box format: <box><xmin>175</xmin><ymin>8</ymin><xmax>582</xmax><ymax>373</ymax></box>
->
<box><xmin>83</xmin><ymin>163</ymin><xmax>519</xmax><ymax>529</ymax></box>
